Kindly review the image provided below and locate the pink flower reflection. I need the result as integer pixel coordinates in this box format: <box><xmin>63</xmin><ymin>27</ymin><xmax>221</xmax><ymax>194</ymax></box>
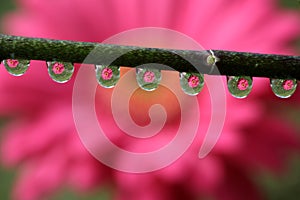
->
<box><xmin>282</xmin><ymin>79</ymin><xmax>294</xmax><ymax>91</ymax></box>
<box><xmin>101</xmin><ymin>68</ymin><xmax>113</xmax><ymax>80</ymax></box>
<box><xmin>0</xmin><ymin>0</ymin><xmax>299</xmax><ymax>200</ymax></box>
<box><xmin>52</xmin><ymin>62</ymin><xmax>65</xmax><ymax>75</ymax></box>
<box><xmin>6</xmin><ymin>59</ymin><xmax>19</xmax><ymax>68</ymax></box>
<box><xmin>237</xmin><ymin>78</ymin><xmax>249</xmax><ymax>91</ymax></box>
<box><xmin>188</xmin><ymin>75</ymin><xmax>200</xmax><ymax>88</ymax></box>
<box><xmin>143</xmin><ymin>71</ymin><xmax>155</xmax><ymax>83</ymax></box>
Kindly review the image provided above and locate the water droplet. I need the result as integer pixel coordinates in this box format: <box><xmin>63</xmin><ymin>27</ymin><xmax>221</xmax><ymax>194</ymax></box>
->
<box><xmin>206</xmin><ymin>50</ymin><xmax>219</xmax><ymax>66</ymax></box>
<box><xmin>96</xmin><ymin>65</ymin><xmax>120</xmax><ymax>88</ymax></box>
<box><xmin>47</xmin><ymin>61</ymin><xmax>74</xmax><ymax>83</ymax></box>
<box><xmin>270</xmin><ymin>78</ymin><xmax>297</xmax><ymax>98</ymax></box>
<box><xmin>227</xmin><ymin>76</ymin><xmax>253</xmax><ymax>98</ymax></box>
<box><xmin>180</xmin><ymin>72</ymin><xmax>204</xmax><ymax>96</ymax></box>
<box><xmin>3</xmin><ymin>59</ymin><xmax>30</xmax><ymax>76</ymax></box>
<box><xmin>136</xmin><ymin>68</ymin><xmax>161</xmax><ymax>91</ymax></box>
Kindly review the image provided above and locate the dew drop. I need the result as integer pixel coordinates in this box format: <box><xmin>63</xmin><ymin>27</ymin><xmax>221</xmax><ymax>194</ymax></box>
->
<box><xmin>227</xmin><ymin>76</ymin><xmax>253</xmax><ymax>98</ymax></box>
<box><xmin>96</xmin><ymin>65</ymin><xmax>120</xmax><ymax>88</ymax></box>
<box><xmin>3</xmin><ymin>59</ymin><xmax>30</xmax><ymax>76</ymax></box>
<box><xmin>270</xmin><ymin>78</ymin><xmax>297</xmax><ymax>98</ymax></box>
<box><xmin>180</xmin><ymin>72</ymin><xmax>204</xmax><ymax>96</ymax></box>
<box><xmin>47</xmin><ymin>61</ymin><xmax>74</xmax><ymax>83</ymax></box>
<box><xmin>136</xmin><ymin>68</ymin><xmax>161</xmax><ymax>91</ymax></box>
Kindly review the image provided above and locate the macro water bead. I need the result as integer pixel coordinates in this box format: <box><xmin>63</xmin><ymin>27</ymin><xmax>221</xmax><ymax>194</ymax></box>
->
<box><xmin>47</xmin><ymin>61</ymin><xmax>74</xmax><ymax>83</ymax></box>
<box><xmin>270</xmin><ymin>79</ymin><xmax>297</xmax><ymax>98</ymax></box>
<box><xmin>96</xmin><ymin>65</ymin><xmax>120</xmax><ymax>88</ymax></box>
<box><xmin>227</xmin><ymin>76</ymin><xmax>253</xmax><ymax>98</ymax></box>
<box><xmin>136</xmin><ymin>68</ymin><xmax>161</xmax><ymax>91</ymax></box>
<box><xmin>180</xmin><ymin>72</ymin><xmax>204</xmax><ymax>96</ymax></box>
<box><xmin>3</xmin><ymin>59</ymin><xmax>30</xmax><ymax>76</ymax></box>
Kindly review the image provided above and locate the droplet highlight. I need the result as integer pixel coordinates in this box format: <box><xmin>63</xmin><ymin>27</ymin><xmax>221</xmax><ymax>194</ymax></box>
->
<box><xmin>47</xmin><ymin>61</ymin><xmax>74</xmax><ymax>83</ymax></box>
<box><xmin>96</xmin><ymin>65</ymin><xmax>120</xmax><ymax>88</ymax></box>
<box><xmin>270</xmin><ymin>78</ymin><xmax>297</xmax><ymax>98</ymax></box>
<box><xmin>136</xmin><ymin>68</ymin><xmax>161</xmax><ymax>91</ymax></box>
<box><xmin>3</xmin><ymin>59</ymin><xmax>30</xmax><ymax>76</ymax></box>
<box><xmin>180</xmin><ymin>72</ymin><xmax>204</xmax><ymax>96</ymax></box>
<box><xmin>227</xmin><ymin>76</ymin><xmax>253</xmax><ymax>98</ymax></box>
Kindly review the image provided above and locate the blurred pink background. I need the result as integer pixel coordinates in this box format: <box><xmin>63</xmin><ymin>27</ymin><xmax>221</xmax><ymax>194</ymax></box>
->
<box><xmin>0</xmin><ymin>0</ymin><xmax>300</xmax><ymax>200</ymax></box>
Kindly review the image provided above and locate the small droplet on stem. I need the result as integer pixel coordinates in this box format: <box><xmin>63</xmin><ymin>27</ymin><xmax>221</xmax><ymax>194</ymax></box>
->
<box><xmin>206</xmin><ymin>50</ymin><xmax>219</xmax><ymax>66</ymax></box>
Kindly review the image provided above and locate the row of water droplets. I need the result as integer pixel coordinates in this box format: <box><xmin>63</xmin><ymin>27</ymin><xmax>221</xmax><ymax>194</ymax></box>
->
<box><xmin>2</xmin><ymin>59</ymin><xmax>74</xmax><ymax>83</ymax></box>
<box><xmin>1</xmin><ymin>59</ymin><xmax>298</xmax><ymax>98</ymax></box>
<box><xmin>227</xmin><ymin>76</ymin><xmax>297</xmax><ymax>98</ymax></box>
<box><xmin>96</xmin><ymin>65</ymin><xmax>204</xmax><ymax>96</ymax></box>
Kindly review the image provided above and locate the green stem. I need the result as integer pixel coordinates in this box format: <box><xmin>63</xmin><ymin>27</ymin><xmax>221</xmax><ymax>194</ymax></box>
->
<box><xmin>0</xmin><ymin>34</ymin><xmax>299</xmax><ymax>79</ymax></box>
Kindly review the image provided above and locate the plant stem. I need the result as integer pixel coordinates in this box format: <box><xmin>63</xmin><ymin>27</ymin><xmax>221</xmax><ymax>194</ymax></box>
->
<box><xmin>0</xmin><ymin>34</ymin><xmax>299</xmax><ymax>79</ymax></box>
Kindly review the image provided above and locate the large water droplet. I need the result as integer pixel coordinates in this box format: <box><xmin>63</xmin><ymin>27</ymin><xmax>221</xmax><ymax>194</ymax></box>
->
<box><xmin>270</xmin><ymin>78</ymin><xmax>297</xmax><ymax>98</ymax></box>
<box><xmin>136</xmin><ymin>68</ymin><xmax>161</xmax><ymax>91</ymax></box>
<box><xmin>96</xmin><ymin>65</ymin><xmax>120</xmax><ymax>88</ymax></box>
<box><xmin>3</xmin><ymin>59</ymin><xmax>30</xmax><ymax>76</ymax></box>
<box><xmin>47</xmin><ymin>61</ymin><xmax>74</xmax><ymax>83</ymax></box>
<box><xmin>227</xmin><ymin>76</ymin><xmax>253</xmax><ymax>98</ymax></box>
<box><xmin>180</xmin><ymin>72</ymin><xmax>204</xmax><ymax>96</ymax></box>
